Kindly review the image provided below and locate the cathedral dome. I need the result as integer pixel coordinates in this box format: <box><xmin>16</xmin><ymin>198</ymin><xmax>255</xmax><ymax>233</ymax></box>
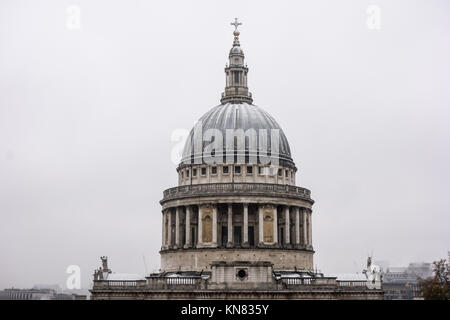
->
<box><xmin>180</xmin><ymin>102</ymin><xmax>295</xmax><ymax>167</ymax></box>
<box><xmin>180</xmin><ymin>19</ymin><xmax>295</xmax><ymax>169</ymax></box>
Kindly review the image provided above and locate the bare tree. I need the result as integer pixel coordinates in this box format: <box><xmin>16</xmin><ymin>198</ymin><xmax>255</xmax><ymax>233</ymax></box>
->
<box><xmin>419</xmin><ymin>259</ymin><xmax>450</xmax><ymax>300</ymax></box>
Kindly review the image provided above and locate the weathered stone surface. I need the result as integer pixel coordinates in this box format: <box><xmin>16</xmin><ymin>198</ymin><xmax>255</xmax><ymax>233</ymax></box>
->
<box><xmin>160</xmin><ymin>248</ymin><xmax>314</xmax><ymax>272</ymax></box>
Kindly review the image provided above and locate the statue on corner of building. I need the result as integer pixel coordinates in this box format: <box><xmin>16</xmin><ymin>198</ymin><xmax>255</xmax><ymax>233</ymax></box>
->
<box><xmin>101</xmin><ymin>256</ymin><xmax>109</xmax><ymax>273</ymax></box>
<box><xmin>363</xmin><ymin>256</ymin><xmax>382</xmax><ymax>289</ymax></box>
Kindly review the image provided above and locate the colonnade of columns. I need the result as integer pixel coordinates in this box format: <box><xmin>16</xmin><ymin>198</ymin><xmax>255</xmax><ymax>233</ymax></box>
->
<box><xmin>161</xmin><ymin>203</ymin><xmax>312</xmax><ymax>250</ymax></box>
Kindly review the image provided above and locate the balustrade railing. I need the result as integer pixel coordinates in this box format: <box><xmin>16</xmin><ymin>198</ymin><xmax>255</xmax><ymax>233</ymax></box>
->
<box><xmin>94</xmin><ymin>280</ymin><xmax>146</xmax><ymax>288</ymax></box>
<box><xmin>283</xmin><ymin>278</ymin><xmax>314</xmax><ymax>285</ymax></box>
<box><xmin>94</xmin><ymin>277</ymin><xmax>371</xmax><ymax>290</ymax></box>
<box><xmin>337</xmin><ymin>280</ymin><xmax>368</xmax><ymax>288</ymax></box>
<box><xmin>166</xmin><ymin>277</ymin><xmax>198</xmax><ymax>285</ymax></box>
<box><xmin>147</xmin><ymin>277</ymin><xmax>204</xmax><ymax>289</ymax></box>
<box><xmin>162</xmin><ymin>183</ymin><xmax>311</xmax><ymax>201</ymax></box>
<box><xmin>282</xmin><ymin>277</ymin><xmax>358</xmax><ymax>287</ymax></box>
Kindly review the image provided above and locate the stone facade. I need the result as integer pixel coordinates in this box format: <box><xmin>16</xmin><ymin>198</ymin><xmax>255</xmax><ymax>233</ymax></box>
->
<box><xmin>90</xmin><ymin>19</ymin><xmax>383</xmax><ymax>300</ymax></box>
<box><xmin>161</xmin><ymin>248</ymin><xmax>314</xmax><ymax>272</ymax></box>
<box><xmin>91</xmin><ymin>259</ymin><xmax>383</xmax><ymax>300</ymax></box>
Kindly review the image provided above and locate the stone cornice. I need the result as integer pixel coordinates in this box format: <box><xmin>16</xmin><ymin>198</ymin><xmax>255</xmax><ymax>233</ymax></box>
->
<box><xmin>161</xmin><ymin>183</ymin><xmax>314</xmax><ymax>206</ymax></box>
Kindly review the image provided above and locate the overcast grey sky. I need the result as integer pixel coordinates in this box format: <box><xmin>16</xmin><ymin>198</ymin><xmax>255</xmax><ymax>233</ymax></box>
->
<box><xmin>0</xmin><ymin>0</ymin><xmax>449</xmax><ymax>290</ymax></box>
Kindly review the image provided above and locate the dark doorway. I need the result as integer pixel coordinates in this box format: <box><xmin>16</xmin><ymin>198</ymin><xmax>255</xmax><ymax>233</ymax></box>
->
<box><xmin>234</xmin><ymin>226</ymin><xmax>241</xmax><ymax>245</ymax></box>
<box><xmin>248</xmin><ymin>226</ymin><xmax>255</xmax><ymax>246</ymax></box>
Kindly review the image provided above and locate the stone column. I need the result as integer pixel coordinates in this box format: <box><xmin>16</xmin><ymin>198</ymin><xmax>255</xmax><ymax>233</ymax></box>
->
<box><xmin>308</xmin><ymin>210</ymin><xmax>312</xmax><ymax>247</ymax></box>
<box><xmin>284</xmin><ymin>206</ymin><xmax>290</xmax><ymax>245</ymax></box>
<box><xmin>303</xmin><ymin>208</ymin><xmax>308</xmax><ymax>246</ymax></box>
<box><xmin>227</xmin><ymin>204</ymin><xmax>233</xmax><ymax>247</ymax></box>
<box><xmin>212</xmin><ymin>204</ymin><xmax>218</xmax><ymax>246</ymax></box>
<box><xmin>161</xmin><ymin>210</ymin><xmax>166</xmax><ymax>249</ymax></box>
<box><xmin>243</xmin><ymin>203</ymin><xmax>249</xmax><ymax>246</ymax></box>
<box><xmin>295</xmin><ymin>207</ymin><xmax>300</xmax><ymax>245</ymax></box>
<box><xmin>167</xmin><ymin>209</ymin><xmax>172</xmax><ymax>248</ymax></box>
<box><xmin>273</xmin><ymin>206</ymin><xmax>278</xmax><ymax>245</ymax></box>
<box><xmin>258</xmin><ymin>205</ymin><xmax>263</xmax><ymax>245</ymax></box>
<box><xmin>175</xmin><ymin>206</ymin><xmax>181</xmax><ymax>248</ymax></box>
<box><xmin>184</xmin><ymin>206</ymin><xmax>191</xmax><ymax>248</ymax></box>
<box><xmin>197</xmin><ymin>207</ymin><xmax>203</xmax><ymax>247</ymax></box>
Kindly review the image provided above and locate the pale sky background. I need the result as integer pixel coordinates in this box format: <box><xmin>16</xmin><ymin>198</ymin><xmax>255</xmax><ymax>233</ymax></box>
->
<box><xmin>0</xmin><ymin>0</ymin><xmax>449</xmax><ymax>290</ymax></box>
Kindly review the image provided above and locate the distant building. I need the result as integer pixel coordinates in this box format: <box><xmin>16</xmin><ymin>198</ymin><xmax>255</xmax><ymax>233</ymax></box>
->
<box><xmin>381</xmin><ymin>262</ymin><xmax>433</xmax><ymax>300</ymax></box>
<box><xmin>0</xmin><ymin>288</ymin><xmax>78</xmax><ymax>300</ymax></box>
<box><xmin>0</xmin><ymin>285</ymin><xmax>87</xmax><ymax>300</ymax></box>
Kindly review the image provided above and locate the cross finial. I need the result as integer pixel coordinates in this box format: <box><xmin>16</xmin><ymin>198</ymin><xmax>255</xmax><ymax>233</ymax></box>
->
<box><xmin>231</xmin><ymin>18</ymin><xmax>242</xmax><ymax>31</ymax></box>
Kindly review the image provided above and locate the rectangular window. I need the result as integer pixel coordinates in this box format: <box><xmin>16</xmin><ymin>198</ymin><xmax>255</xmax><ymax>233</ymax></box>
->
<box><xmin>258</xmin><ymin>166</ymin><xmax>264</xmax><ymax>175</ymax></box>
<box><xmin>247</xmin><ymin>166</ymin><xmax>253</xmax><ymax>174</ymax></box>
<box><xmin>181</xmin><ymin>171</ymin><xmax>184</xmax><ymax>178</ymax></box>
<box><xmin>186</xmin><ymin>169</ymin><xmax>189</xmax><ymax>177</ymax></box>
<box><xmin>278</xmin><ymin>169</ymin><xmax>282</xmax><ymax>176</ymax></box>
<box><xmin>285</xmin><ymin>170</ymin><xmax>288</xmax><ymax>177</ymax></box>
<box><xmin>235</xmin><ymin>166</ymin><xmax>241</xmax><ymax>174</ymax></box>
<box><xmin>234</xmin><ymin>71</ymin><xmax>239</xmax><ymax>84</ymax></box>
<box><xmin>193</xmin><ymin>168</ymin><xmax>197</xmax><ymax>177</ymax></box>
<box><xmin>212</xmin><ymin>166</ymin><xmax>217</xmax><ymax>174</ymax></box>
<box><xmin>223</xmin><ymin>166</ymin><xmax>229</xmax><ymax>174</ymax></box>
<box><xmin>201</xmin><ymin>167</ymin><xmax>206</xmax><ymax>176</ymax></box>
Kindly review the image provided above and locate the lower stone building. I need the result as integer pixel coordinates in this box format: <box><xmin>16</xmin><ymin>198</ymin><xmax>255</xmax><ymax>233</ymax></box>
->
<box><xmin>91</xmin><ymin>258</ymin><xmax>382</xmax><ymax>300</ymax></box>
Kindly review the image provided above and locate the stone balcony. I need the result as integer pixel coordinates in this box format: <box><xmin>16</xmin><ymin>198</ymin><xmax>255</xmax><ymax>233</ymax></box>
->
<box><xmin>161</xmin><ymin>183</ymin><xmax>313</xmax><ymax>205</ymax></box>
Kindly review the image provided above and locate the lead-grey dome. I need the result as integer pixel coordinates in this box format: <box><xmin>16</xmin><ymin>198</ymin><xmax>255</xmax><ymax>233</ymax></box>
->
<box><xmin>181</xmin><ymin>103</ymin><xmax>295</xmax><ymax>167</ymax></box>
